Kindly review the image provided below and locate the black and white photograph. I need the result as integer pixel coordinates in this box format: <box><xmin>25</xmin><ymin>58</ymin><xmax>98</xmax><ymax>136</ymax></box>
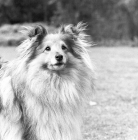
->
<box><xmin>0</xmin><ymin>0</ymin><xmax>138</xmax><ymax>140</ymax></box>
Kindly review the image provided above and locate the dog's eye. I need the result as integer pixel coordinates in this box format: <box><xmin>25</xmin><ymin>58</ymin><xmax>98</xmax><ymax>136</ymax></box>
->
<box><xmin>62</xmin><ymin>45</ymin><xmax>67</xmax><ymax>50</ymax></box>
<box><xmin>45</xmin><ymin>46</ymin><xmax>51</xmax><ymax>51</ymax></box>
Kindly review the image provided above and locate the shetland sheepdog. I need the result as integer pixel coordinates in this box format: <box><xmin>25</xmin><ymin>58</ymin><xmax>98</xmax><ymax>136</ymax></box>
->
<box><xmin>0</xmin><ymin>23</ymin><xmax>94</xmax><ymax>140</ymax></box>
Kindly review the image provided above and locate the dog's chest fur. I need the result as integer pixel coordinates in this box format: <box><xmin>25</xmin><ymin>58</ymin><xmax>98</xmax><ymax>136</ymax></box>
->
<box><xmin>22</xmin><ymin>73</ymin><xmax>83</xmax><ymax>140</ymax></box>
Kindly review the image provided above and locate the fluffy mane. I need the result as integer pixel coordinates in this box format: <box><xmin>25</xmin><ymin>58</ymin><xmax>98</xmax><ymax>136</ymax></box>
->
<box><xmin>0</xmin><ymin>23</ymin><xmax>94</xmax><ymax>140</ymax></box>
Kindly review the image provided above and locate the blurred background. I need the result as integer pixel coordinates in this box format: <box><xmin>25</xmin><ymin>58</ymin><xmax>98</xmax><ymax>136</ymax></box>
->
<box><xmin>0</xmin><ymin>0</ymin><xmax>138</xmax><ymax>46</ymax></box>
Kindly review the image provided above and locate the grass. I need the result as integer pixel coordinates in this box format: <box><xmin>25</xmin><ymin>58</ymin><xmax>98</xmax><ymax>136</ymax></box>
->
<box><xmin>1</xmin><ymin>46</ymin><xmax>138</xmax><ymax>140</ymax></box>
<box><xmin>0</xmin><ymin>47</ymin><xmax>17</xmax><ymax>60</ymax></box>
<box><xmin>84</xmin><ymin>47</ymin><xmax>138</xmax><ymax>140</ymax></box>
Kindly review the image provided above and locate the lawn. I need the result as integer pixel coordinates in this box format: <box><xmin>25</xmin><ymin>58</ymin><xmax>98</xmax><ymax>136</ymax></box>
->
<box><xmin>85</xmin><ymin>47</ymin><xmax>138</xmax><ymax>140</ymax></box>
<box><xmin>1</xmin><ymin>46</ymin><xmax>138</xmax><ymax>140</ymax></box>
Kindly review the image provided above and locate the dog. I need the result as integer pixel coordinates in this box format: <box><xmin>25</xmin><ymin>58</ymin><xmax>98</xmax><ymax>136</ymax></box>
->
<box><xmin>0</xmin><ymin>23</ymin><xmax>94</xmax><ymax>140</ymax></box>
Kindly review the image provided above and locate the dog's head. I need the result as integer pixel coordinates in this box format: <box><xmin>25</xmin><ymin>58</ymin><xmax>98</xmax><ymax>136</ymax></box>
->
<box><xmin>18</xmin><ymin>23</ymin><xmax>93</xmax><ymax>72</ymax></box>
<box><xmin>14</xmin><ymin>23</ymin><xmax>94</xmax><ymax>98</ymax></box>
<box><xmin>40</xmin><ymin>33</ymin><xmax>70</xmax><ymax>71</ymax></box>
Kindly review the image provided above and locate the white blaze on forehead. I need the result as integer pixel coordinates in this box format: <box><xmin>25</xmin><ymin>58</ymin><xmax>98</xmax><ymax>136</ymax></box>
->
<box><xmin>43</xmin><ymin>34</ymin><xmax>64</xmax><ymax>44</ymax></box>
<box><xmin>43</xmin><ymin>34</ymin><xmax>68</xmax><ymax>48</ymax></box>
<box><xmin>42</xmin><ymin>33</ymin><xmax>71</xmax><ymax>53</ymax></box>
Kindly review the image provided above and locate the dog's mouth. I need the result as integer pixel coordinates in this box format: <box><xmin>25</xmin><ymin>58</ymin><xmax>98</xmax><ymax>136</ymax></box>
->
<box><xmin>51</xmin><ymin>62</ymin><xmax>66</xmax><ymax>70</ymax></box>
<box><xmin>55</xmin><ymin>62</ymin><xmax>64</xmax><ymax>66</ymax></box>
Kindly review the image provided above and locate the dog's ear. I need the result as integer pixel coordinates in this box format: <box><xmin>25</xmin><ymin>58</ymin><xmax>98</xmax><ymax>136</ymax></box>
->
<box><xmin>18</xmin><ymin>25</ymin><xmax>47</xmax><ymax>58</ymax></box>
<box><xmin>60</xmin><ymin>22</ymin><xmax>87</xmax><ymax>39</ymax></box>
<box><xmin>28</xmin><ymin>25</ymin><xmax>47</xmax><ymax>38</ymax></box>
<box><xmin>21</xmin><ymin>25</ymin><xmax>47</xmax><ymax>40</ymax></box>
<box><xmin>60</xmin><ymin>23</ymin><xmax>93</xmax><ymax>71</ymax></box>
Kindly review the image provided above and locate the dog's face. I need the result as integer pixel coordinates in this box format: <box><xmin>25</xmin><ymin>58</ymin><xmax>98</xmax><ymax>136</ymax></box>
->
<box><xmin>40</xmin><ymin>34</ymin><xmax>70</xmax><ymax>71</ymax></box>
<box><xmin>18</xmin><ymin>24</ymin><xmax>92</xmax><ymax>74</ymax></box>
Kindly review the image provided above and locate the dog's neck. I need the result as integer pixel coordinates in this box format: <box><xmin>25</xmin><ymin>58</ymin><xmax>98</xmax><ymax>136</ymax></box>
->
<box><xmin>27</xmin><ymin>67</ymin><xmax>82</xmax><ymax>104</ymax></box>
<box><xmin>22</xmin><ymin>69</ymin><xmax>83</xmax><ymax>140</ymax></box>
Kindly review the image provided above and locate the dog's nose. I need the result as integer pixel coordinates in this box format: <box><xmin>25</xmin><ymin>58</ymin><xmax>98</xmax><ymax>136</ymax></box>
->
<box><xmin>55</xmin><ymin>55</ymin><xmax>63</xmax><ymax>61</ymax></box>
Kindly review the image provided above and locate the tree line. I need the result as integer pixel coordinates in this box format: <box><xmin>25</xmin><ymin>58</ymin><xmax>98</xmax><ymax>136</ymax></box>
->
<box><xmin>0</xmin><ymin>0</ymin><xmax>138</xmax><ymax>40</ymax></box>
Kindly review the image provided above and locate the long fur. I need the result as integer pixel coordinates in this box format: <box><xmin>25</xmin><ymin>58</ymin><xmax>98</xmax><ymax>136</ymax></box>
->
<box><xmin>0</xmin><ymin>23</ymin><xmax>94</xmax><ymax>140</ymax></box>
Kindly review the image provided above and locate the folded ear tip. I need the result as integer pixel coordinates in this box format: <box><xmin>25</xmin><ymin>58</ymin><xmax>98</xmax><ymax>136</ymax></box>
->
<box><xmin>59</xmin><ymin>22</ymin><xmax>87</xmax><ymax>36</ymax></box>
<box><xmin>34</xmin><ymin>25</ymin><xmax>47</xmax><ymax>36</ymax></box>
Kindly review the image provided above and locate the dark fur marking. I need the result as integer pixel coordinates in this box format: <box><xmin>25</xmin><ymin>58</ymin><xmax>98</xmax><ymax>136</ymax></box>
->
<box><xmin>25</xmin><ymin>26</ymin><xmax>47</xmax><ymax>64</ymax></box>
<box><xmin>0</xmin><ymin>97</ymin><xmax>3</xmax><ymax>112</ymax></box>
<box><xmin>29</xmin><ymin>25</ymin><xmax>47</xmax><ymax>39</ymax></box>
<box><xmin>25</xmin><ymin>41</ymin><xmax>41</xmax><ymax>64</ymax></box>
<box><xmin>42</xmin><ymin>63</ymin><xmax>48</xmax><ymax>69</ymax></box>
<box><xmin>62</xmin><ymin>36</ymin><xmax>81</xmax><ymax>59</ymax></box>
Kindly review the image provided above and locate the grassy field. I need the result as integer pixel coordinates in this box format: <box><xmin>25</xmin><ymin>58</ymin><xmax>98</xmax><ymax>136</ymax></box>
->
<box><xmin>1</xmin><ymin>46</ymin><xmax>138</xmax><ymax>140</ymax></box>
